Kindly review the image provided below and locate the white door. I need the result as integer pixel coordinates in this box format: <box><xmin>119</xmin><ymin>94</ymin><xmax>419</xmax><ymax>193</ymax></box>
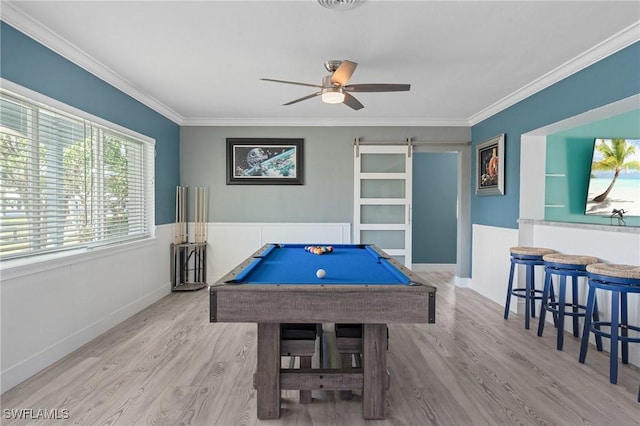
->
<box><xmin>354</xmin><ymin>143</ymin><xmax>412</xmax><ymax>267</ymax></box>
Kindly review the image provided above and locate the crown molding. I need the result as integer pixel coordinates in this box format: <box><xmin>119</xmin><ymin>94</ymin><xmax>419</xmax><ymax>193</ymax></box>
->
<box><xmin>180</xmin><ymin>117</ymin><xmax>470</xmax><ymax>127</ymax></box>
<box><xmin>468</xmin><ymin>21</ymin><xmax>640</xmax><ymax>126</ymax></box>
<box><xmin>524</xmin><ymin>93</ymin><xmax>640</xmax><ymax>137</ymax></box>
<box><xmin>0</xmin><ymin>3</ymin><xmax>184</xmax><ymax>125</ymax></box>
<box><xmin>3</xmin><ymin>2</ymin><xmax>637</xmax><ymax>129</ymax></box>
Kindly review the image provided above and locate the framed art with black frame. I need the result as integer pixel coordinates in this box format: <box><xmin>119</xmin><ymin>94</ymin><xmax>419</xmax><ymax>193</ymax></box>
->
<box><xmin>226</xmin><ymin>138</ymin><xmax>304</xmax><ymax>185</ymax></box>
<box><xmin>476</xmin><ymin>134</ymin><xmax>505</xmax><ymax>196</ymax></box>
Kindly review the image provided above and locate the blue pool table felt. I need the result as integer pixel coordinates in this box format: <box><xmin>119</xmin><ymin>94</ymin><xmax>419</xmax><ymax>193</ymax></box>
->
<box><xmin>230</xmin><ymin>244</ymin><xmax>412</xmax><ymax>285</ymax></box>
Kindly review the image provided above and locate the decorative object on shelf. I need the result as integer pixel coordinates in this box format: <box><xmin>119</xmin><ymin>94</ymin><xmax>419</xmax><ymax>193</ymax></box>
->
<box><xmin>171</xmin><ymin>186</ymin><xmax>209</xmax><ymax>291</ymax></box>
<box><xmin>227</xmin><ymin>138</ymin><xmax>304</xmax><ymax>185</ymax></box>
<box><xmin>609</xmin><ymin>208</ymin><xmax>627</xmax><ymax>226</ymax></box>
<box><xmin>476</xmin><ymin>134</ymin><xmax>505</xmax><ymax>196</ymax></box>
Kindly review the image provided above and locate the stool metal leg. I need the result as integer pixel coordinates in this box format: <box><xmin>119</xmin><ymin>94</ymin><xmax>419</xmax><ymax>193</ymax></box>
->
<box><xmin>530</xmin><ymin>265</ymin><xmax>537</xmax><ymax>319</ymax></box>
<box><xmin>579</xmin><ymin>285</ymin><xmax>596</xmax><ymax>364</ymax></box>
<box><xmin>525</xmin><ymin>265</ymin><xmax>533</xmax><ymax>329</ymax></box>
<box><xmin>537</xmin><ymin>271</ymin><xmax>557</xmax><ymax>335</ymax></box>
<box><xmin>548</xmin><ymin>282</ymin><xmax>557</xmax><ymax>326</ymax></box>
<box><xmin>537</xmin><ymin>271</ymin><xmax>552</xmax><ymax>337</ymax></box>
<box><xmin>571</xmin><ymin>275</ymin><xmax>580</xmax><ymax>337</ymax></box>
<box><xmin>609</xmin><ymin>290</ymin><xmax>620</xmax><ymax>384</ymax></box>
<box><xmin>621</xmin><ymin>292</ymin><xmax>629</xmax><ymax>365</ymax></box>
<box><xmin>557</xmin><ymin>275</ymin><xmax>567</xmax><ymax>350</ymax></box>
<box><xmin>593</xmin><ymin>296</ymin><xmax>603</xmax><ymax>351</ymax></box>
<box><xmin>504</xmin><ymin>260</ymin><xmax>516</xmax><ymax>320</ymax></box>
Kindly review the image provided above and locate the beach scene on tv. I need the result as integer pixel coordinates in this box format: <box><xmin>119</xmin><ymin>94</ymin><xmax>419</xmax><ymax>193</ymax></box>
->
<box><xmin>585</xmin><ymin>138</ymin><xmax>640</xmax><ymax>217</ymax></box>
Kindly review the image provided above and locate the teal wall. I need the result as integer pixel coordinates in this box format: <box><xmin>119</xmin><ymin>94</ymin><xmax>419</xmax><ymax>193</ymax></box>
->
<box><xmin>413</xmin><ymin>153</ymin><xmax>457</xmax><ymax>263</ymax></box>
<box><xmin>545</xmin><ymin>109</ymin><xmax>640</xmax><ymax>226</ymax></box>
<box><xmin>0</xmin><ymin>21</ymin><xmax>181</xmax><ymax>225</ymax></box>
<box><xmin>471</xmin><ymin>42</ymin><xmax>640</xmax><ymax>230</ymax></box>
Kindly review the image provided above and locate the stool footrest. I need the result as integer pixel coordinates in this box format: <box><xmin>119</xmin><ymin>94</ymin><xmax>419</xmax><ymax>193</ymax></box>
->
<box><xmin>509</xmin><ymin>288</ymin><xmax>546</xmax><ymax>299</ymax></box>
<box><xmin>543</xmin><ymin>302</ymin><xmax>587</xmax><ymax>317</ymax></box>
<box><xmin>589</xmin><ymin>322</ymin><xmax>640</xmax><ymax>344</ymax></box>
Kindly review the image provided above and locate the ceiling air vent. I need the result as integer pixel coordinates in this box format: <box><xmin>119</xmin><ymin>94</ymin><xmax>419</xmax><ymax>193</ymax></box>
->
<box><xmin>317</xmin><ymin>0</ymin><xmax>365</xmax><ymax>10</ymax></box>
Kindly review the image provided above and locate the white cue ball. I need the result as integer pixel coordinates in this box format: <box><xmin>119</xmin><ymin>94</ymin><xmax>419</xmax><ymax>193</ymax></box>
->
<box><xmin>316</xmin><ymin>268</ymin><xmax>326</xmax><ymax>279</ymax></box>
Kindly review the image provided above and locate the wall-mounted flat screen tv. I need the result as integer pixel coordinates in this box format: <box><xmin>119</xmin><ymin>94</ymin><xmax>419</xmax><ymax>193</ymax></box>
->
<box><xmin>585</xmin><ymin>138</ymin><xmax>640</xmax><ymax>217</ymax></box>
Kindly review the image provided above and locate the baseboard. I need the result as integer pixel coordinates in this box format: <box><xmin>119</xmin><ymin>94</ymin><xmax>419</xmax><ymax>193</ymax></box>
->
<box><xmin>412</xmin><ymin>263</ymin><xmax>456</xmax><ymax>272</ymax></box>
<box><xmin>453</xmin><ymin>276</ymin><xmax>471</xmax><ymax>288</ymax></box>
<box><xmin>0</xmin><ymin>283</ymin><xmax>170</xmax><ymax>393</ymax></box>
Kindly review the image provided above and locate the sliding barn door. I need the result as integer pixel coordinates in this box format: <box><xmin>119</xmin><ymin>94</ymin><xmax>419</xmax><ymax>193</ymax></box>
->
<box><xmin>354</xmin><ymin>143</ymin><xmax>412</xmax><ymax>267</ymax></box>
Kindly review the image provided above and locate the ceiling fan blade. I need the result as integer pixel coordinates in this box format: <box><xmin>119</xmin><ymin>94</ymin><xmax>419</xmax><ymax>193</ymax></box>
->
<box><xmin>343</xmin><ymin>92</ymin><xmax>364</xmax><ymax>110</ymax></box>
<box><xmin>283</xmin><ymin>92</ymin><xmax>322</xmax><ymax>105</ymax></box>
<box><xmin>261</xmin><ymin>78</ymin><xmax>322</xmax><ymax>88</ymax></box>
<box><xmin>345</xmin><ymin>83</ymin><xmax>411</xmax><ymax>92</ymax></box>
<box><xmin>330</xmin><ymin>60</ymin><xmax>357</xmax><ymax>86</ymax></box>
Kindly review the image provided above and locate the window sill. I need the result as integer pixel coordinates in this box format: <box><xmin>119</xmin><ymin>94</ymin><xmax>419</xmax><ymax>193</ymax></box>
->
<box><xmin>0</xmin><ymin>236</ymin><xmax>158</xmax><ymax>281</ymax></box>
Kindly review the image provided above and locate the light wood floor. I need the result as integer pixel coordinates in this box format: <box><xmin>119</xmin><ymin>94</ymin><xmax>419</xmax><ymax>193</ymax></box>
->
<box><xmin>2</xmin><ymin>272</ymin><xmax>639</xmax><ymax>425</ymax></box>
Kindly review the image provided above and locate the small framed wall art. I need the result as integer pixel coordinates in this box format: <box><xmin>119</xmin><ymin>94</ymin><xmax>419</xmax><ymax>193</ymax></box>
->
<box><xmin>476</xmin><ymin>134</ymin><xmax>505</xmax><ymax>196</ymax></box>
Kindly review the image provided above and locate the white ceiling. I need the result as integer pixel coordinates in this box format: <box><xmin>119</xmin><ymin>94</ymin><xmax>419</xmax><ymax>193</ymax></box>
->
<box><xmin>2</xmin><ymin>1</ymin><xmax>639</xmax><ymax>126</ymax></box>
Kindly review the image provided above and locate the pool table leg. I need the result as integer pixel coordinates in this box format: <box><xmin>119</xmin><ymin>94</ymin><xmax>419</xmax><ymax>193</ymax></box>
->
<box><xmin>256</xmin><ymin>323</ymin><xmax>280</xmax><ymax>419</ymax></box>
<box><xmin>362</xmin><ymin>323</ymin><xmax>387</xmax><ymax>420</ymax></box>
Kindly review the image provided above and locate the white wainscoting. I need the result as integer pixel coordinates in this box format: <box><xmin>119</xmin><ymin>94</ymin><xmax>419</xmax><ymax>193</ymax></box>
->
<box><xmin>470</xmin><ymin>224</ymin><xmax>519</xmax><ymax>307</ymax></box>
<box><xmin>0</xmin><ymin>225</ymin><xmax>173</xmax><ymax>393</ymax></box>
<box><xmin>203</xmin><ymin>222</ymin><xmax>351</xmax><ymax>282</ymax></box>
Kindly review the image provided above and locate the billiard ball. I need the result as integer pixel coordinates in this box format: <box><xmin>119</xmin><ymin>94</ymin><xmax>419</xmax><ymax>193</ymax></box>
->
<box><xmin>316</xmin><ymin>268</ymin><xmax>326</xmax><ymax>279</ymax></box>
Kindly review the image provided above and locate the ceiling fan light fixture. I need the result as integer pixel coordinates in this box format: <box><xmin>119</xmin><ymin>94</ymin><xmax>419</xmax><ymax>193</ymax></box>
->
<box><xmin>321</xmin><ymin>87</ymin><xmax>345</xmax><ymax>104</ymax></box>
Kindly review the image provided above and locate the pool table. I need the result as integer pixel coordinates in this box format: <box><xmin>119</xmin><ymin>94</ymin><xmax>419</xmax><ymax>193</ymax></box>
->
<box><xmin>209</xmin><ymin>243</ymin><xmax>436</xmax><ymax>420</ymax></box>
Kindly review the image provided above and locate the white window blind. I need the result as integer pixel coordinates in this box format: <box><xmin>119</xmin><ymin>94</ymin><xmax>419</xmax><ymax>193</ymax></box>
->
<box><xmin>0</xmin><ymin>88</ymin><xmax>155</xmax><ymax>260</ymax></box>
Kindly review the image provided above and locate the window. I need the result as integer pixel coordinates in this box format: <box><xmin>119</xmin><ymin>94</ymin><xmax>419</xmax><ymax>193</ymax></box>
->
<box><xmin>0</xmin><ymin>87</ymin><xmax>155</xmax><ymax>260</ymax></box>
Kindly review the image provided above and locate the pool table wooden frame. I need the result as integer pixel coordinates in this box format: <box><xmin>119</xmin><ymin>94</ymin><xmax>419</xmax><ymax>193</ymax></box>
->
<box><xmin>209</xmin><ymin>243</ymin><xmax>436</xmax><ymax>420</ymax></box>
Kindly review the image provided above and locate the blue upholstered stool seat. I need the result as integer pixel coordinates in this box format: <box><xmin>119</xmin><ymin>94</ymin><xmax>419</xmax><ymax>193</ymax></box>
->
<box><xmin>537</xmin><ymin>253</ymin><xmax>599</xmax><ymax>351</ymax></box>
<box><xmin>504</xmin><ymin>246</ymin><xmax>556</xmax><ymax>330</ymax></box>
<box><xmin>579</xmin><ymin>263</ymin><xmax>640</xmax><ymax>384</ymax></box>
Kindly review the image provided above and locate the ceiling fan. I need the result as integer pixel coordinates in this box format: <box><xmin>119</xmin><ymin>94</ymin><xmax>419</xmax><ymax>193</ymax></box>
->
<box><xmin>260</xmin><ymin>60</ymin><xmax>410</xmax><ymax>110</ymax></box>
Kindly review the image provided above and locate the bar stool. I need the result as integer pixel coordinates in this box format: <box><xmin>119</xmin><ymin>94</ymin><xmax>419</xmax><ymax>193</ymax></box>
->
<box><xmin>281</xmin><ymin>323</ymin><xmax>319</xmax><ymax>403</ymax></box>
<box><xmin>504</xmin><ymin>246</ymin><xmax>556</xmax><ymax>329</ymax></box>
<box><xmin>537</xmin><ymin>253</ymin><xmax>599</xmax><ymax>350</ymax></box>
<box><xmin>579</xmin><ymin>263</ymin><xmax>640</xmax><ymax>384</ymax></box>
<box><xmin>335</xmin><ymin>324</ymin><xmax>389</xmax><ymax>400</ymax></box>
